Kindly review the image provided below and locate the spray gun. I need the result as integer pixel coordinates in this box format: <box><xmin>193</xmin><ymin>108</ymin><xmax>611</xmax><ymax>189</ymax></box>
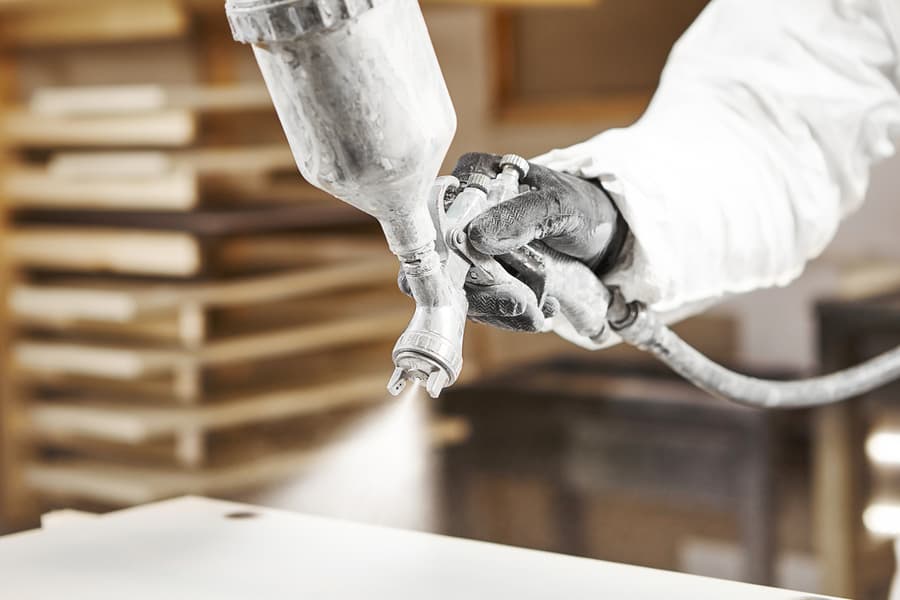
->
<box><xmin>225</xmin><ymin>0</ymin><xmax>609</xmax><ymax>399</ymax></box>
<box><xmin>387</xmin><ymin>156</ymin><xmax>615</xmax><ymax>398</ymax></box>
<box><xmin>227</xmin><ymin>0</ymin><xmax>900</xmax><ymax>408</ymax></box>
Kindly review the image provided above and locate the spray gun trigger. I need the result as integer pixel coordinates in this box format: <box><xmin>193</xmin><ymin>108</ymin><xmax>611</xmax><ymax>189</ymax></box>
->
<box><xmin>497</xmin><ymin>243</ymin><xmax>548</xmax><ymax>308</ymax></box>
<box><xmin>447</xmin><ymin>227</ymin><xmax>500</xmax><ymax>286</ymax></box>
<box><xmin>429</xmin><ymin>176</ymin><xmax>461</xmax><ymax>262</ymax></box>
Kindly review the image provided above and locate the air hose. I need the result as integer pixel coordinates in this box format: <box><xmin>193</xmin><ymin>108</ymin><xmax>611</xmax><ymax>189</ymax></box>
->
<box><xmin>608</xmin><ymin>292</ymin><xmax>900</xmax><ymax>409</ymax></box>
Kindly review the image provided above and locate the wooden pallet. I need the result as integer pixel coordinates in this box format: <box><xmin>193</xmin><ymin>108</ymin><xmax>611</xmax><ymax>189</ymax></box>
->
<box><xmin>11</xmin><ymin>278</ymin><xmax>416</xmax><ymax>470</ymax></box>
<box><xmin>7</xmin><ymin>228</ymin><xmax>383</xmax><ymax>277</ymax></box>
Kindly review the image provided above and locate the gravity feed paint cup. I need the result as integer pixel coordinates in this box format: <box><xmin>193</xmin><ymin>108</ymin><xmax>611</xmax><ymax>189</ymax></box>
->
<box><xmin>226</xmin><ymin>0</ymin><xmax>457</xmax><ymax>257</ymax></box>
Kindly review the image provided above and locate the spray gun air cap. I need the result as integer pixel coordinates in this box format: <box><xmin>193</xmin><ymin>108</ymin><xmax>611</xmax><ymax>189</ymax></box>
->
<box><xmin>388</xmin><ymin>320</ymin><xmax>463</xmax><ymax>399</ymax></box>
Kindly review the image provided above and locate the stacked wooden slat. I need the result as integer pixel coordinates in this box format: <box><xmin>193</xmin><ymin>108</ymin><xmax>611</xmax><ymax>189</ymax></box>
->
<box><xmin>2</xmin><ymin>84</ymin><xmax>412</xmax><ymax>509</ymax></box>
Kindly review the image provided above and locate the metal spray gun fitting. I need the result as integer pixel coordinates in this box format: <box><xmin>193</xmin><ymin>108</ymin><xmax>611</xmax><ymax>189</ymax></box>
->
<box><xmin>388</xmin><ymin>155</ymin><xmax>534</xmax><ymax>398</ymax></box>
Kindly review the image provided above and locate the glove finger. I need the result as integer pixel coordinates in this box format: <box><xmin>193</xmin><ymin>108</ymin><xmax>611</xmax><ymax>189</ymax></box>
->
<box><xmin>520</xmin><ymin>161</ymin><xmax>558</xmax><ymax>188</ymax></box>
<box><xmin>542</xmin><ymin>295</ymin><xmax>560</xmax><ymax>318</ymax></box>
<box><xmin>470</xmin><ymin>314</ymin><xmax>543</xmax><ymax>333</ymax></box>
<box><xmin>467</xmin><ymin>283</ymin><xmax>531</xmax><ymax>318</ymax></box>
<box><xmin>397</xmin><ymin>270</ymin><xmax>412</xmax><ymax>297</ymax></box>
<box><xmin>467</xmin><ymin>191</ymin><xmax>579</xmax><ymax>256</ymax></box>
<box><xmin>452</xmin><ymin>152</ymin><xmax>501</xmax><ymax>182</ymax></box>
<box><xmin>466</xmin><ymin>263</ymin><xmax>541</xmax><ymax>316</ymax></box>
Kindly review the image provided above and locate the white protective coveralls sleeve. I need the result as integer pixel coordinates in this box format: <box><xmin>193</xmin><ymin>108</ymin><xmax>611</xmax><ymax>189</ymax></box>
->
<box><xmin>533</xmin><ymin>0</ymin><xmax>900</xmax><ymax>592</ymax></box>
<box><xmin>534</xmin><ymin>0</ymin><xmax>900</xmax><ymax>318</ymax></box>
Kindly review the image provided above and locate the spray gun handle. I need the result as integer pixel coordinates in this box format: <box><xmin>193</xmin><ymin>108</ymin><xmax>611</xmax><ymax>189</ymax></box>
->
<box><xmin>499</xmin><ymin>244</ymin><xmax>612</xmax><ymax>343</ymax></box>
<box><xmin>484</xmin><ymin>155</ymin><xmax>614</xmax><ymax>344</ymax></box>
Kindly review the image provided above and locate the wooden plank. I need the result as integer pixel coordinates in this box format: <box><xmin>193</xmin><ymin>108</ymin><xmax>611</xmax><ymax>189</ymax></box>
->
<box><xmin>47</xmin><ymin>145</ymin><xmax>293</xmax><ymax>178</ymax></box>
<box><xmin>7</xmin><ymin>228</ymin><xmax>384</xmax><ymax>278</ymax></box>
<box><xmin>0</xmin><ymin>0</ymin><xmax>188</xmax><ymax>47</ymax></box>
<box><xmin>0</xmin><ymin>43</ymin><xmax>29</xmax><ymax>525</ymax></box>
<box><xmin>9</xmin><ymin>256</ymin><xmax>396</xmax><ymax>324</ymax></box>
<box><xmin>6</xmin><ymin>146</ymin><xmax>310</xmax><ymax>211</ymax></box>
<box><xmin>15</xmin><ymin>203</ymin><xmax>368</xmax><ymax>235</ymax></box>
<box><xmin>1</xmin><ymin>109</ymin><xmax>197</xmax><ymax>148</ymax></box>
<box><xmin>16</xmin><ymin>373</ymin><xmax>187</xmax><ymax>404</ymax></box>
<box><xmin>814</xmin><ymin>402</ymin><xmax>864</xmax><ymax>597</ymax></box>
<box><xmin>497</xmin><ymin>93</ymin><xmax>651</xmax><ymax>125</ymax></box>
<box><xmin>16</xmin><ymin>313</ymin><xmax>185</xmax><ymax>344</ymax></box>
<box><xmin>216</xmin><ymin>234</ymin><xmax>387</xmax><ymax>274</ymax></box>
<box><xmin>813</xmin><ymin>320</ymin><xmax>865</xmax><ymax>598</ymax></box>
<box><xmin>7</xmin><ymin>228</ymin><xmax>201</xmax><ymax>276</ymax></box>
<box><xmin>16</xmin><ymin>285</ymin><xmax>403</xmax><ymax>345</ymax></box>
<box><xmin>13</xmin><ymin>338</ymin><xmax>397</xmax><ymax>404</ymax></box>
<box><xmin>3</xmin><ymin>165</ymin><xmax>199</xmax><ymax>211</ymax></box>
<box><xmin>0</xmin><ymin>0</ymin><xmax>70</xmax><ymax>9</ymax></box>
<box><xmin>48</xmin><ymin>151</ymin><xmax>176</xmax><ymax>178</ymax></box>
<box><xmin>29</xmin><ymin>85</ymin><xmax>272</xmax><ymax>117</ymax></box>
<box><xmin>24</xmin><ymin>451</ymin><xmax>319</xmax><ymax>505</ymax></box>
<box><xmin>12</xmin><ymin>308</ymin><xmax>409</xmax><ymax>380</ymax></box>
<box><xmin>25</xmin><ymin>374</ymin><xmax>389</xmax><ymax>444</ymax></box>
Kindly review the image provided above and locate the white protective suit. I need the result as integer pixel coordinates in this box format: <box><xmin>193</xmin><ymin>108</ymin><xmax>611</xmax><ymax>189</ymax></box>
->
<box><xmin>534</xmin><ymin>0</ymin><xmax>900</xmax><ymax>316</ymax></box>
<box><xmin>534</xmin><ymin>0</ymin><xmax>900</xmax><ymax>594</ymax></box>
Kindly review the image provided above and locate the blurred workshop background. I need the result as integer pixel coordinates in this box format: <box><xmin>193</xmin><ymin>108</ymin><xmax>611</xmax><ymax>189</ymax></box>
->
<box><xmin>0</xmin><ymin>0</ymin><xmax>899</xmax><ymax>599</ymax></box>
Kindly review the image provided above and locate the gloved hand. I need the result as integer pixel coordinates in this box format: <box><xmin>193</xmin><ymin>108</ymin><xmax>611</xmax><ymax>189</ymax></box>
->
<box><xmin>400</xmin><ymin>152</ymin><xmax>627</xmax><ymax>332</ymax></box>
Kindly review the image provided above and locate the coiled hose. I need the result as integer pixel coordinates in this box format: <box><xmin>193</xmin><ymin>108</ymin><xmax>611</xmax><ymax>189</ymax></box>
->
<box><xmin>611</xmin><ymin>298</ymin><xmax>900</xmax><ymax>409</ymax></box>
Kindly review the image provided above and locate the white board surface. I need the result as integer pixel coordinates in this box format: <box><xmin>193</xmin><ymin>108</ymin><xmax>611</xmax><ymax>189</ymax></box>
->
<box><xmin>0</xmin><ymin>496</ymin><xmax>835</xmax><ymax>600</ymax></box>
